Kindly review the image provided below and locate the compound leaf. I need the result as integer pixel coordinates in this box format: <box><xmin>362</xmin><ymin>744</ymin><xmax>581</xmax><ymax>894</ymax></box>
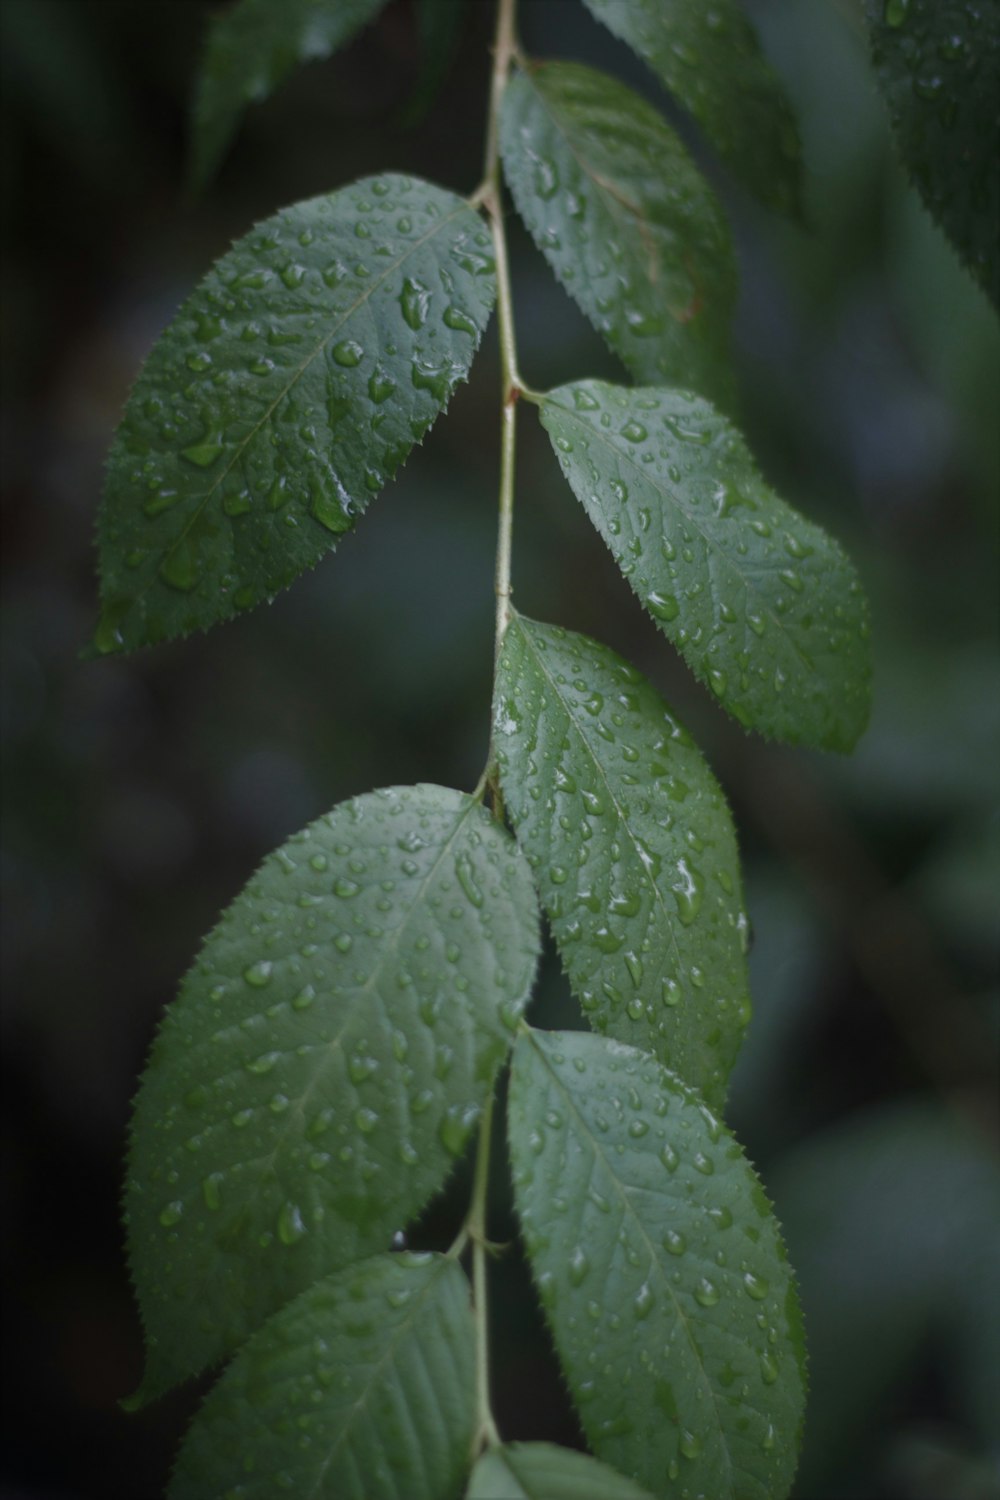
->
<box><xmin>865</xmin><ymin>0</ymin><xmax>1000</xmax><ymax>309</ymax></box>
<box><xmin>538</xmin><ymin>381</ymin><xmax>871</xmax><ymax>752</ymax></box>
<box><xmin>125</xmin><ymin>784</ymin><xmax>539</xmax><ymax>1404</ymax></box>
<box><xmin>190</xmin><ymin>0</ymin><xmax>390</xmax><ymax>191</ymax></box>
<box><xmin>495</xmin><ymin>616</ymin><xmax>749</xmax><ymax>1109</ymax></box>
<box><xmin>508</xmin><ymin>1028</ymin><xmax>806</xmax><ymax>1500</ymax></box>
<box><xmin>94</xmin><ymin>175</ymin><xmax>495</xmax><ymax>655</ymax></box>
<box><xmin>170</xmin><ymin>1252</ymin><xmax>475</xmax><ymax>1500</ymax></box>
<box><xmin>500</xmin><ymin>60</ymin><xmax>736</xmax><ymax>407</ymax></box>
<box><xmin>580</xmin><ymin>0</ymin><xmax>802</xmax><ymax>217</ymax></box>
<box><xmin>466</xmin><ymin>1442</ymin><xmax>655</xmax><ymax>1500</ymax></box>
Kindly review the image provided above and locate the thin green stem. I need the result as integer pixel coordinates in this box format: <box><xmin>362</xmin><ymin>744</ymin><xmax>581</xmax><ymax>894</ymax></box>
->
<box><xmin>469</xmin><ymin>1091</ymin><xmax>501</xmax><ymax>1453</ymax></box>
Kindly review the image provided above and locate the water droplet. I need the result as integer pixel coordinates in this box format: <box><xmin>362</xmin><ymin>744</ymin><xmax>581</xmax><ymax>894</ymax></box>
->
<box><xmin>201</xmin><ymin>1172</ymin><xmax>224</xmax><ymax>1210</ymax></box>
<box><xmin>332</xmin><ymin>340</ymin><xmax>363</xmax><ymax>367</ymax></box>
<box><xmin>244</xmin><ymin>960</ymin><xmax>273</xmax><ymax>988</ymax></box>
<box><xmin>277</xmin><ymin>1201</ymin><xmax>307</xmax><ymax>1244</ymax></box>
<box><xmin>663</xmin><ymin>1228</ymin><xmax>686</xmax><ymax>1255</ymax></box>
<box><xmin>633</xmin><ymin>1282</ymin><xmax>655</xmax><ymax>1319</ymax></box>
<box><xmin>660</xmin><ymin>1142</ymin><xmax>680</xmax><ymax>1172</ymax></box>
<box><xmin>648</xmin><ymin>590</ymin><xmax>680</xmax><ymax>621</ymax></box>
<box><xmin>439</xmin><ymin>1103</ymin><xmax>479</xmax><ymax>1157</ymax></box>
<box><xmin>533</xmin><ymin>158</ymin><xmax>559</xmax><ymax>199</ymax></box>
<box><xmin>334</xmin><ymin>878</ymin><xmax>360</xmax><ymax>898</ymax></box>
<box><xmin>246</xmin><ymin>1050</ymin><xmax>281</xmax><ymax>1075</ymax></box>
<box><xmin>694</xmin><ymin>1277</ymin><xmax>720</xmax><ymax>1307</ymax></box>
<box><xmin>743</xmin><ymin>1270</ymin><xmax>769</xmax><ymax>1301</ymax></box>
<box><xmin>661</xmin><ymin>978</ymin><xmax>682</xmax><ymax>1008</ymax></box>
<box><xmin>679</xmin><ymin>1429</ymin><xmax>702</xmax><ymax>1461</ymax></box>
<box><xmin>693</xmin><ymin>1151</ymin><xmax>715</xmax><ymax>1175</ymax></box>
<box><xmin>760</xmin><ymin>1351</ymin><xmax>780</xmax><ymax>1385</ymax></box>
<box><xmin>443</xmin><ymin>304</ymin><xmax>477</xmax><ymax>335</ymax></box>
<box><xmin>621</xmin><ymin>420</ymin><xmax>647</xmax><ymax>443</ymax></box>
<box><xmin>159</xmin><ymin>1200</ymin><xmax>183</xmax><ymax>1227</ymax></box>
<box><xmin>400</xmin><ymin>277</ymin><xmax>431</xmax><ymax>329</ymax></box>
<box><xmin>159</xmin><ymin>543</ymin><xmax>199</xmax><ymax>593</ymax></box>
<box><xmin>455</xmin><ymin>852</ymin><xmax>484</xmax><ymax>908</ymax></box>
<box><xmin>671</xmin><ymin>858</ymin><xmax>704</xmax><ymax>925</ymax></box>
<box><xmin>568</xmin><ymin>1246</ymin><xmax>590</xmax><ymax>1286</ymax></box>
<box><xmin>181</xmin><ymin>437</ymin><xmax>224</xmax><ymax>468</ymax></box>
<box><xmin>884</xmin><ymin>0</ymin><xmax>908</xmax><ymax>24</ymax></box>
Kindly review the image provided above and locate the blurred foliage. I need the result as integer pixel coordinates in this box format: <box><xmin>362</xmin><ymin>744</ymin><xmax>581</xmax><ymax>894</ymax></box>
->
<box><xmin>0</xmin><ymin>1</ymin><xmax>997</xmax><ymax>1497</ymax></box>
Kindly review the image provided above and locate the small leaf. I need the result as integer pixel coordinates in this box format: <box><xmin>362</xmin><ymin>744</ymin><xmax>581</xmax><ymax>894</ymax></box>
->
<box><xmin>466</xmin><ymin>1441</ymin><xmax>656</xmax><ymax>1500</ymax></box>
<box><xmin>538</xmin><ymin>381</ymin><xmax>872</xmax><ymax>752</ymax></box>
<box><xmin>125</xmin><ymin>784</ymin><xmax>539</xmax><ymax>1402</ymax></box>
<box><xmin>94</xmin><ymin>175</ymin><xmax>495</xmax><ymax>655</ymax></box>
<box><xmin>865</xmin><ymin>0</ymin><xmax>1000</xmax><ymax>309</ymax></box>
<box><xmin>495</xmin><ymin>616</ymin><xmax>749</xmax><ymax>1109</ymax></box>
<box><xmin>580</xmin><ymin>0</ymin><xmax>802</xmax><ymax>217</ymax></box>
<box><xmin>170</xmin><ymin>1252</ymin><xmax>475</xmax><ymax>1500</ymax></box>
<box><xmin>500</xmin><ymin>61</ymin><xmax>736</xmax><ymax>407</ymax></box>
<box><xmin>190</xmin><ymin>0</ymin><xmax>390</xmax><ymax>191</ymax></box>
<box><xmin>508</xmin><ymin>1028</ymin><xmax>806</xmax><ymax>1500</ymax></box>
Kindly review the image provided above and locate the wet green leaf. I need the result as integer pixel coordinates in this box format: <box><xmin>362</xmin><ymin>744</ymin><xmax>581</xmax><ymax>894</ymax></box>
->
<box><xmin>508</xmin><ymin>1028</ymin><xmax>806</xmax><ymax>1500</ymax></box>
<box><xmin>538</xmin><ymin>381</ymin><xmax>872</xmax><ymax>752</ymax></box>
<box><xmin>190</xmin><ymin>0</ymin><xmax>389</xmax><ymax>190</ymax></box>
<box><xmin>94</xmin><ymin>175</ymin><xmax>495</xmax><ymax>655</ymax></box>
<box><xmin>500</xmin><ymin>60</ymin><xmax>736</xmax><ymax>407</ymax></box>
<box><xmin>495</xmin><ymin>616</ymin><xmax>749</xmax><ymax>1109</ymax></box>
<box><xmin>125</xmin><ymin>784</ymin><xmax>539</xmax><ymax>1403</ymax></box>
<box><xmin>466</xmin><ymin>1441</ymin><xmax>655</xmax><ymax>1499</ymax></box>
<box><xmin>580</xmin><ymin>0</ymin><xmax>802</xmax><ymax>217</ymax></box>
<box><xmin>865</xmin><ymin>0</ymin><xmax>1000</xmax><ymax>310</ymax></box>
<box><xmin>170</xmin><ymin>1252</ymin><xmax>475</xmax><ymax>1500</ymax></box>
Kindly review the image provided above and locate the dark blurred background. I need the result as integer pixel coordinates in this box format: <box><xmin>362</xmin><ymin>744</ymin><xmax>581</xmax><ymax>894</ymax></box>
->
<box><xmin>1</xmin><ymin>1</ymin><xmax>998</xmax><ymax>1496</ymax></box>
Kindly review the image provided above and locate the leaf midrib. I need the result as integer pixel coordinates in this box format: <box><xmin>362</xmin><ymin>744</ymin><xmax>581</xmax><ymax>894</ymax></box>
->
<box><xmin>524</xmin><ymin>1030</ymin><xmax>737</xmax><ymax>1498</ymax></box>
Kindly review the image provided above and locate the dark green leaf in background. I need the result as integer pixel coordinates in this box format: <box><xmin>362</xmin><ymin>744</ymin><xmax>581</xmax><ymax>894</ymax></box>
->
<box><xmin>495</xmin><ymin>616</ymin><xmax>749</xmax><ymax>1109</ymax></box>
<box><xmin>190</xmin><ymin>0</ymin><xmax>390</xmax><ymax>191</ymax></box>
<box><xmin>539</xmin><ymin>380</ymin><xmax>872</xmax><ymax>752</ymax></box>
<box><xmin>579</xmin><ymin>0</ymin><xmax>802</xmax><ymax>217</ymax></box>
<box><xmin>500</xmin><ymin>61</ymin><xmax>737</xmax><ymax>408</ymax></box>
<box><xmin>508</xmin><ymin>1028</ymin><xmax>806</xmax><ymax>1500</ymax></box>
<box><xmin>125</xmin><ymin>785</ymin><xmax>539</xmax><ymax>1403</ymax></box>
<box><xmin>170</xmin><ymin>1252</ymin><xmax>476</xmax><ymax>1500</ymax></box>
<box><xmin>95</xmin><ymin>175</ymin><xmax>495</xmax><ymax>654</ymax></box>
<box><xmin>466</xmin><ymin>1441</ymin><xmax>656</xmax><ymax>1499</ymax></box>
<box><xmin>865</xmin><ymin>0</ymin><xmax>1000</xmax><ymax>310</ymax></box>
<box><xmin>405</xmin><ymin>0</ymin><xmax>466</xmax><ymax>125</ymax></box>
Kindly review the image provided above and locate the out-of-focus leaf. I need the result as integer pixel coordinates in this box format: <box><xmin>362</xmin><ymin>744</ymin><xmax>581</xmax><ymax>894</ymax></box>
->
<box><xmin>191</xmin><ymin>0</ymin><xmax>389</xmax><ymax>190</ymax></box>
<box><xmin>466</xmin><ymin>1442</ymin><xmax>656</xmax><ymax>1499</ymax></box>
<box><xmin>865</xmin><ymin>0</ymin><xmax>1000</xmax><ymax>309</ymax></box>
<box><xmin>580</xmin><ymin>0</ymin><xmax>802</xmax><ymax>216</ymax></box>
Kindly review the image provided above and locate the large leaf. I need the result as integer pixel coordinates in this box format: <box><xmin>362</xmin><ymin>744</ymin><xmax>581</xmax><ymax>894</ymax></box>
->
<box><xmin>494</xmin><ymin>616</ymin><xmax>749</xmax><ymax>1109</ymax></box>
<box><xmin>170</xmin><ymin>1252</ymin><xmax>475</xmax><ymax>1500</ymax></box>
<box><xmin>500</xmin><ymin>61</ymin><xmax>736</xmax><ymax>408</ymax></box>
<box><xmin>466</xmin><ymin>1442</ymin><xmax>655</xmax><ymax>1500</ymax></box>
<box><xmin>125</xmin><ymin>784</ymin><xmax>539</xmax><ymax>1403</ymax></box>
<box><xmin>865</xmin><ymin>0</ymin><xmax>1000</xmax><ymax>310</ymax></box>
<box><xmin>508</xmin><ymin>1028</ymin><xmax>806</xmax><ymax>1500</ymax></box>
<box><xmin>190</xmin><ymin>0</ymin><xmax>390</xmax><ymax>191</ymax></box>
<box><xmin>580</xmin><ymin>0</ymin><xmax>802</xmax><ymax>217</ymax></box>
<box><xmin>94</xmin><ymin>175</ymin><xmax>495</xmax><ymax>655</ymax></box>
<box><xmin>538</xmin><ymin>381</ymin><xmax>871</xmax><ymax>752</ymax></box>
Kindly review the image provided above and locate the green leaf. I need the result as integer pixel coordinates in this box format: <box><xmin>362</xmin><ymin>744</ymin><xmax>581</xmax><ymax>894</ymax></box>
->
<box><xmin>500</xmin><ymin>61</ymin><xmax>737</xmax><ymax>408</ymax></box>
<box><xmin>466</xmin><ymin>1442</ymin><xmax>656</xmax><ymax>1500</ymax></box>
<box><xmin>190</xmin><ymin>0</ymin><xmax>390</xmax><ymax>191</ymax></box>
<box><xmin>864</xmin><ymin>0</ymin><xmax>1000</xmax><ymax>309</ymax></box>
<box><xmin>495</xmin><ymin>616</ymin><xmax>749</xmax><ymax>1109</ymax></box>
<box><xmin>94</xmin><ymin>175</ymin><xmax>495</xmax><ymax>655</ymax></box>
<box><xmin>405</xmin><ymin>0</ymin><xmax>465</xmax><ymax>125</ymax></box>
<box><xmin>538</xmin><ymin>381</ymin><xmax>872</xmax><ymax>752</ymax></box>
<box><xmin>169</xmin><ymin>1251</ymin><xmax>476</xmax><ymax>1500</ymax></box>
<box><xmin>508</xmin><ymin>1028</ymin><xmax>806</xmax><ymax>1500</ymax></box>
<box><xmin>125</xmin><ymin>784</ymin><xmax>539</xmax><ymax>1403</ymax></box>
<box><xmin>579</xmin><ymin>0</ymin><xmax>802</xmax><ymax>217</ymax></box>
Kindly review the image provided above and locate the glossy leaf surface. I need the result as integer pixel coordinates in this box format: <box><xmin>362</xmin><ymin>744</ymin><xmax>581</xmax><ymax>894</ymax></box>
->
<box><xmin>191</xmin><ymin>0</ymin><xmax>389</xmax><ymax>190</ymax></box>
<box><xmin>500</xmin><ymin>61</ymin><xmax>736</xmax><ymax>407</ymax></box>
<box><xmin>580</xmin><ymin>0</ymin><xmax>802</xmax><ymax>216</ymax></box>
<box><xmin>95</xmin><ymin>175</ymin><xmax>495</xmax><ymax>654</ymax></box>
<box><xmin>125</xmin><ymin>785</ymin><xmax>539</xmax><ymax>1402</ymax></box>
<box><xmin>539</xmin><ymin>381</ymin><xmax>871</xmax><ymax>752</ymax></box>
<box><xmin>495</xmin><ymin>616</ymin><xmax>749</xmax><ymax>1108</ymax></box>
<box><xmin>170</xmin><ymin>1252</ymin><xmax>475</xmax><ymax>1500</ymax></box>
<box><xmin>466</xmin><ymin>1442</ymin><xmax>655</xmax><ymax>1500</ymax></box>
<box><xmin>865</xmin><ymin>0</ymin><xmax>1000</xmax><ymax>308</ymax></box>
<box><xmin>509</xmin><ymin>1029</ymin><xmax>806</xmax><ymax>1500</ymax></box>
